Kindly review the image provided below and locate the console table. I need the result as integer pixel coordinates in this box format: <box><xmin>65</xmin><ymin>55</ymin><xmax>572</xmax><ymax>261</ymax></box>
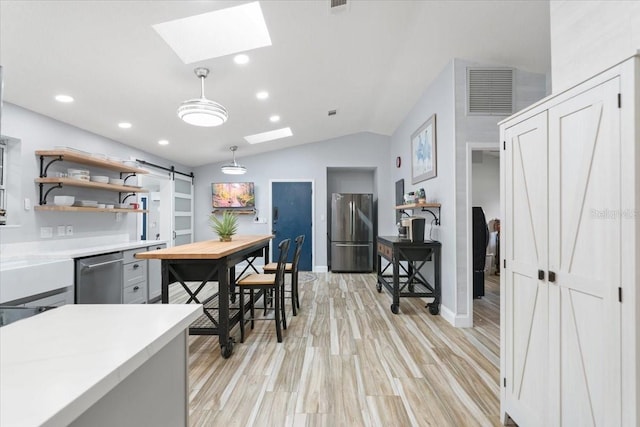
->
<box><xmin>376</xmin><ymin>236</ymin><xmax>441</xmax><ymax>314</ymax></box>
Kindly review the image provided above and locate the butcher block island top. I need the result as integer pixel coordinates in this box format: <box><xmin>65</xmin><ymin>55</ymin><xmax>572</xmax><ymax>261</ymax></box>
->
<box><xmin>135</xmin><ymin>235</ymin><xmax>273</xmax><ymax>260</ymax></box>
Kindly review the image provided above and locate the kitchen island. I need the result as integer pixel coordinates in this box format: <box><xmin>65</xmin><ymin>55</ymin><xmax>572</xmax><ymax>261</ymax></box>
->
<box><xmin>135</xmin><ymin>235</ymin><xmax>272</xmax><ymax>358</ymax></box>
<box><xmin>0</xmin><ymin>304</ymin><xmax>202</xmax><ymax>427</ymax></box>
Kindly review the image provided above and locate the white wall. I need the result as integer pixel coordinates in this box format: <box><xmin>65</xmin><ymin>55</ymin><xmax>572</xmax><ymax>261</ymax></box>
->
<box><xmin>0</xmin><ymin>103</ymin><xmax>189</xmax><ymax>245</ymax></box>
<box><xmin>472</xmin><ymin>152</ymin><xmax>500</xmax><ymax>222</ymax></box>
<box><xmin>192</xmin><ymin>132</ymin><xmax>392</xmax><ymax>270</ymax></box>
<box><xmin>453</xmin><ymin>58</ymin><xmax>546</xmax><ymax>324</ymax></box>
<box><xmin>550</xmin><ymin>0</ymin><xmax>640</xmax><ymax>92</ymax></box>
<box><xmin>389</xmin><ymin>61</ymin><xmax>457</xmax><ymax>317</ymax></box>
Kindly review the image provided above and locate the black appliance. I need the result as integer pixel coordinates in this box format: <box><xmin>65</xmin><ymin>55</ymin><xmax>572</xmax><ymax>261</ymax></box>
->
<box><xmin>472</xmin><ymin>206</ymin><xmax>489</xmax><ymax>298</ymax></box>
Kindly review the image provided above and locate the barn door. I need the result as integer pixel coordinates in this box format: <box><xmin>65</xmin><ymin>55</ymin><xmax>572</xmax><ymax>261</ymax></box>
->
<box><xmin>548</xmin><ymin>78</ymin><xmax>621</xmax><ymax>426</ymax></box>
<box><xmin>503</xmin><ymin>111</ymin><xmax>549</xmax><ymax>425</ymax></box>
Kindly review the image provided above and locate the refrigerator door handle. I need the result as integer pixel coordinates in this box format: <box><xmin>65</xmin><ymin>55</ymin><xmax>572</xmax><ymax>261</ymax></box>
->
<box><xmin>335</xmin><ymin>243</ymin><xmax>370</xmax><ymax>247</ymax></box>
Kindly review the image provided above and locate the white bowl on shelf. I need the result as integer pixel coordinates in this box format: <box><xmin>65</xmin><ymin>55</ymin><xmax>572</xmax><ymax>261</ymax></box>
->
<box><xmin>53</xmin><ymin>196</ymin><xmax>75</xmax><ymax>206</ymax></box>
<box><xmin>109</xmin><ymin>178</ymin><xmax>125</xmax><ymax>185</ymax></box>
<box><xmin>105</xmin><ymin>204</ymin><xmax>115</xmax><ymax>209</ymax></box>
<box><xmin>96</xmin><ymin>203</ymin><xmax>106</xmax><ymax>209</ymax></box>
<box><xmin>90</xmin><ymin>175</ymin><xmax>109</xmax><ymax>183</ymax></box>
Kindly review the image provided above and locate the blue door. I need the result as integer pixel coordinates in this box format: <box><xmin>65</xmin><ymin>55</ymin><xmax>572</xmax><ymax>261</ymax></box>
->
<box><xmin>271</xmin><ymin>182</ymin><xmax>312</xmax><ymax>271</ymax></box>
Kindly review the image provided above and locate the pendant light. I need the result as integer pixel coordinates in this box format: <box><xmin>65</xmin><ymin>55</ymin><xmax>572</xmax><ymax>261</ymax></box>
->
<box><xmin>221</xmin><ymin>146</ymin><xmax>247</xmax><ymax>175</ymax></box>
<box><xmin>177</xmin><ymin>67</ymin><xmax>228</xmax><ymax>127</ymax></box>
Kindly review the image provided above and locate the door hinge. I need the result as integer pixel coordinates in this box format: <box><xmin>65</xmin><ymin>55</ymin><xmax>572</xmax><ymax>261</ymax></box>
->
<box><xmin>619</xmin><ymin>287</ymin><xmax>622</xmax><ymax>302</ymax></box>
<box><xmin>503</xmin><ymin>378</ymin><xmax>506</xmax><ymax>387</ymax></box>
<box><xmin>503</xmin><ymin>259</ymin><xmax>506</xmax><ymax>269</ymax></box>
<box><xmin>503</xmin><ymin>141</ymin><xmax>506</xmax><ymax>150</ymax></box>
<box><xmin>618</xmin><ymin>93</ymin><xmax>621</xmax><ymax>109</ymax></box>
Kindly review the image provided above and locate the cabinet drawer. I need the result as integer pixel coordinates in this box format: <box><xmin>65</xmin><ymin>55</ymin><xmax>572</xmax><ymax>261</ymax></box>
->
<box><xmin>123</xmin><ymin>282</ymin><xmax>147</xmax><ymax>304</ymax></box>
<box><xmin>123</xmin><ymin>260</ymin><xmax>147</xmax><ymax>287</ymax></box>
<box><xmin>377</xmin><ymin>243</ymin><xmax>392</xmax><ymax>260</ymax></box>
<box><xmin>123</xmin><ymin>248</ymin><xmax>147</xmax><ymax>264</ymax></box>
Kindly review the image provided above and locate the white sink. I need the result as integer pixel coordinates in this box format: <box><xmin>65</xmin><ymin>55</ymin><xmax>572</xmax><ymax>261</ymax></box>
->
<box><xmin>0</xmin><ymin>257</ymin><xmax>74</xmax><ymax>304</ymax></box>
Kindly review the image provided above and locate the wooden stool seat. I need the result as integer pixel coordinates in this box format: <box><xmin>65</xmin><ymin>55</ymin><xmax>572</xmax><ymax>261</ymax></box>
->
<box><xmin>263</xmin><ymin>262</ymin><xmax>292</xmax><ymax>272</ymax></box>
<box><xmin>237</xmin><ymin>274</ymin><xmax>276</xmax><ymax>286</ymax></box>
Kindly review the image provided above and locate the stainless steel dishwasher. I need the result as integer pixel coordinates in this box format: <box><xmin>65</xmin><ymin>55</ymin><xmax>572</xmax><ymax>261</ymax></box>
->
<box><xmin>75</xmin><ymin>252</ymin><xmax>123</xmax><ymax>304</ymax></box>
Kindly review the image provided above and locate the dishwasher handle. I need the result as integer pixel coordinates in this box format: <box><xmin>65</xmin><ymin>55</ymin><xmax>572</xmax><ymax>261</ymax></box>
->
<box><xmin>81</xmin><ymin>259</ymin><xmax>122</xmax><ymax>270</ymax></box>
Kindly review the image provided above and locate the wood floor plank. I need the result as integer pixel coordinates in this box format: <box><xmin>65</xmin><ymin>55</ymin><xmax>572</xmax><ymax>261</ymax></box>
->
<box><xmin>182</xmin><ymin>273</ymin><xmax>501</xmax><ymax>426</ymax></box>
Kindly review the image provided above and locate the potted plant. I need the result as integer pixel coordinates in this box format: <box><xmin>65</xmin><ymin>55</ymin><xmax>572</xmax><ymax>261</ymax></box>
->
<box><xmin>210</xmin><ymin>210</ymin><xmax>239</xmax><ymax>242</ymax></box>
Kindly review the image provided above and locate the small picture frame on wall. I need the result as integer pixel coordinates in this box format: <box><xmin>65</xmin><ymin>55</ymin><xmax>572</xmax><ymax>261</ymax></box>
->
<box><xmin>411</xmin><ymin>114</ymin><xmax>437</xmax><ymax>184</ymax></box>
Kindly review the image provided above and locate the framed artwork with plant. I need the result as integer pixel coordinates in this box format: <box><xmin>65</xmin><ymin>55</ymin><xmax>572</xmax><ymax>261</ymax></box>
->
<box><xmin>411</xmin><ymin>114</ymin><xmax>437</xmax><ymax>184</ymax></box>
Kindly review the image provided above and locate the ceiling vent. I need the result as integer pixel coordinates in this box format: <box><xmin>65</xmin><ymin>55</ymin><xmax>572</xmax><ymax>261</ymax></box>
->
<box><xmin>467</xmin><ymin>68</ymin><xmax>514</xmax><ymax>116</ymax></box>
<box><xmin>330</xmin><ymin>0</ymin><xmax>349</xmax><ymax>13</ymax></box>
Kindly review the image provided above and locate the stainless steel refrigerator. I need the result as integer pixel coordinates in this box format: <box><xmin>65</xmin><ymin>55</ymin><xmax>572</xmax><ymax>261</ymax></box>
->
<box><xmin>330</xmin><ymin>193</ymin><xmax>373</xmax><ymax>272</ymax></box>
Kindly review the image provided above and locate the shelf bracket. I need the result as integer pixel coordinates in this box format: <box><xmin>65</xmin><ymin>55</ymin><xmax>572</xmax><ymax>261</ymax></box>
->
<box><xmin>40</xmin><ymin>183</ymin><xmax>62</xmax><ymax>205</ymax></box>
<box><xmin>121</xmin><ymin>173</ymin><xmax>137</xmax><ymax>183</ymax></box>
<box><xmin>40</xmin><ymin>155</ymin><xmax>63</xmax><ymax>178</ymax></box>
<box><xmin>120</xmin><ymin>193</ymin><xmax>136</xmax><ymax>204</ymax></box>
<box><xmin>421</xmin><ymin>206</ymin><xmax>440</xmax><ymax>225</ymax></box>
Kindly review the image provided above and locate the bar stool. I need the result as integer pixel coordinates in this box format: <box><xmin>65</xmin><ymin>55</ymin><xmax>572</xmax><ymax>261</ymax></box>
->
<box><xmin>237</xmin><ymin>238</ymin><xmax>290</xmax><ymax>343</ymax></box>
<box><xmin>263</xmin><ymin>235</ymin><xmax>304</xmax><ymax>316</ymax></box>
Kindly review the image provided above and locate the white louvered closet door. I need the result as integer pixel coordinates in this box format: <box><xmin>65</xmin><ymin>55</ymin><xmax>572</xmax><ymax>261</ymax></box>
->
<box><xmin>503</xmin><ymin>111</ymin><xmax>549</xmax><ymax>426</ymax></box>
<box><xmin>547</xmin><ymin>77</ymin><xmax>621</xmax><ymax>427</ymax></box>
<box><xmin>172</xmin><ymin>173</ymin><xmax>194</xmax><ymax>247</ymax></box>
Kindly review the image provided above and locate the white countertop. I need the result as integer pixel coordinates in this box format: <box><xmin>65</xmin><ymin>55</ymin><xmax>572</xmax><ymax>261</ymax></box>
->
<box><xmin>0</xmin><ymin>304</ymin><xmax>202</xmax><ymax>427</ymax></box>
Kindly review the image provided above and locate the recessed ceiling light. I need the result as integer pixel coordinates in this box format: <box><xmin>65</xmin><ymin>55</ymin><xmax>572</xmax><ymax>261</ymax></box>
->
<box><xmin>158</xmin><ymin>139</ymin><xmax>170</xmax><ymax>146</ymax></box>
<box><xmin>256</xmin><ymin>91</ymin><xmax>269</xmax><ymax>100</ymax></box>
<box><xmin>244</xmin><ymin>127</ymin><xmax>293</xmax><ymax>144</ymax></box>
<box><xmin>152</xmin><ymin>2</ymin><xmax>272</xmax><ymax>64</ymax></box>
<box><xmin>55</xmin><ymin>94</ymin><xmax>74</xmax><ymax>103</ymax></box>
<box><xmin>118</xmin><ymin>122</ymin><xmax>132</xmax><ymax>129</ymax></box>
<box><xmin>269</xmin><ymin>115</ymin><xmax>280</xmax><ymax>123</ymax></box>
<box><xmin>234</xmin><ymin>54</ymin><xmax>250</xmax><ymax>65</ymax></box>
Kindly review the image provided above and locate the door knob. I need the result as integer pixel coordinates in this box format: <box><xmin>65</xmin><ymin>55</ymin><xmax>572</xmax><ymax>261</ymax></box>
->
<box><xmin>538</xmin><ymin>270</ymin><xmax>545</xmax><ymax>280</ymax></box>
<box><xmin>548</xmin><ymin>271</ymin><xmax>556</xmax><ymax>283</ymax></box>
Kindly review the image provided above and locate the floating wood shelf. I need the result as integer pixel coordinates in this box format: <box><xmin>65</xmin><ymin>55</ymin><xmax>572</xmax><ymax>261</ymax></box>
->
<box><xmin>35</xmin><ymin>205</ymin><xmax>148</xmax><ymax>213</ymax></box>
<box><xmin>395</xmin><ymin>202</ymin><xmax>441</xmax><ymax>225</ymax></box>
<box><xmin>35</xmin><ymin>177</ymin><xmax>148</xmax><ymax>193</ymax></box>
<box><xmin>395</xmin><ymin>202</ymin><xmax>441</xmax><ymax>210</ymax></box>
<box><xmin>35</xmin><ymin>150</ymin><xmax>149</xmax><ymax>174</ymax></box>
<box><xmin>211</xmin><ymin>209</ymin><xmax>256</xmax><ymax>215</ymax></box>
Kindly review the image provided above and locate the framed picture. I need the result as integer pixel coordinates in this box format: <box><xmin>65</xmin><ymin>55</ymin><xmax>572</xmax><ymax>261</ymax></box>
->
<box><xmin>411</xmin><ymin>114</ymin><xmax>437</xmax><ymax>184</ymax></box>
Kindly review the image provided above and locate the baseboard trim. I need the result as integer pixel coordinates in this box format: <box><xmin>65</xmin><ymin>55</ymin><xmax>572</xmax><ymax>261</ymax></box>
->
<box><xmin>438</xmin><ymin>305</ymin><xmax>473</xmax><ymax>328</ymax></box>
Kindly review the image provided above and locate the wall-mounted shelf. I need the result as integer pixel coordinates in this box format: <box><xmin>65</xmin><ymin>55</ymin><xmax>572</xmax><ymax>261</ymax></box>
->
<box><xmin>35</xmin><ymin>149</ymin><xmax>149</xmax><ymax>208</ymax></box>
<box><xmin>35</xmin><ymin>150</ymin><xmax>149</xmax><ymax>174</ymax></box>
<box><xmin>211</xmin><ymin>209</ymin><xmax>256</xmax><ymax>215</ymax></box>
<box><xmin>395</xmin><ymin>202</ymin><xmax>441</xmax><ymax>225</ymax></box>
<box><xmin>34</xmin><ymin>206</ymin><xmax>148</xmax><ymax>213</ymax></box>
<box><xmin>35</xmin><ymin>178</ymin><xmax>148</xmax><ymax>193</ymax></box>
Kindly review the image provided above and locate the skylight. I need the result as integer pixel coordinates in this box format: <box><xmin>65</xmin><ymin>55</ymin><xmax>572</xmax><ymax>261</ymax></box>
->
<box><xmin>244</xmin><ymin>127</ymin><xmax>293</xmax><ymax>144</ymax></box>
<box><xmin>152</xmin><ymin>2</ymin><xmax>272</xmax><ymax>64</ymax></box>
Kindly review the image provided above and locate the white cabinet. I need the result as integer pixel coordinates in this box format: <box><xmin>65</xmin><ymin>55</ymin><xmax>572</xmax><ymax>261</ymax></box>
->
<box><xmin>122</xmin><ymin>248</ymin><xmax>147</xmax><ymax>304</ymax></box>
<box><xmin>500</xmin><ymin>55</ymin><xmax>638</xmax><ymax>426</ymax></box>
<box><xmin>146</xmin><ymin>243</ymin><xmax>166</xmax><ymax>303</ymax></box>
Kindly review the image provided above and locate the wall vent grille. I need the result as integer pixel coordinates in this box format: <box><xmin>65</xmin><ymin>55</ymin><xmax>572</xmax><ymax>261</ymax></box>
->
<box><xmin>467</xmin><ymin>68</ymin><xmax>514</xmax><ymax>115</ymax></box>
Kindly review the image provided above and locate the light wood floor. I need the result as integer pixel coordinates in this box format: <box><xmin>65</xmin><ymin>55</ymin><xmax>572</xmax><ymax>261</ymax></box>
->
<box><xmin>176</xmin><ymin>272</ymin><xmax>501</xmax><ymax>426</ymax></box>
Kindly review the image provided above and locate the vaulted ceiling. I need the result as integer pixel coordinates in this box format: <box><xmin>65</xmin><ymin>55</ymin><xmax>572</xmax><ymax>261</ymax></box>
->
<box><xmin>0</xmin><ymin>0</ymin><xmax>550</xmax><ymax>167</ymax></box>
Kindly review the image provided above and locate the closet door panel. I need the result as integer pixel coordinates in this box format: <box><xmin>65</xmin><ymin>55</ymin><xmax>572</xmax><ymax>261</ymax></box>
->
<box><xmin>503</xmin><ymin>111</ymin><xmax>549</xmax><ymax>426</ymax></box>
<box><xmin>548</xmin><ymin>77</ymin><xmax>621</xmax><ymax>427</ymax></box>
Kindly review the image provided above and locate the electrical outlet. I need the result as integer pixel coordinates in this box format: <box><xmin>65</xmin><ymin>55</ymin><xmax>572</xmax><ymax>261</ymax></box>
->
<box><xmin>66</xmin><ymin>225</ymin><xmax>73</xmax><ymax>236</ymax></box>
<box><xmin>40</xmin><ymin>227</ymin><xmax>53</xmax><ymax>238</ymax></box>
<box><xmin>57</xmin><ymin>225</ymin><xmax>66</xmax><ymax>236</ymax></box>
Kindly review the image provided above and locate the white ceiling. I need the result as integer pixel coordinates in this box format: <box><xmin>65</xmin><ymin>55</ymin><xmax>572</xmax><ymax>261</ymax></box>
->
<box><xmin>0</xmin><ymin>0</ymin><xmax>550</xmax><ymax>167</ymax></box>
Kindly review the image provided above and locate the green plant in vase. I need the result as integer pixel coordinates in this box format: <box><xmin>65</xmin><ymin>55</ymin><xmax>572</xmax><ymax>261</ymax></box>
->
<box><xmin>210</xmin><ymin>210</ymin><xmax>239</xmax><ymax>242</ymax></box>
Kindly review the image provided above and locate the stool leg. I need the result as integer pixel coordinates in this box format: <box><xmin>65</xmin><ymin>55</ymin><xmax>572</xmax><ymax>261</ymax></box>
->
<box><xmin>239</xmin><ymin>288</ymin><xmax>245</xmax><ymax>343</ymax></box>
<box><xmin>294</xmin><ymin>272</ymin><xmax>300</xmax><ymax>310</ymax></box>
<box><xmin>250</xmin><ymin>289</ymin><xmax>255</xmax><ymax>329</ymax></box>
<box><xmin>281</xmin><ymin>282</ymin><xmax>287</xmax><ymax>330</ymax></box>
<box><xmin>290</xmin><ymin>272</ymin><xmax>297</xmax><ymax>316</ymax></box>
<box><xmin>274</xmin><ymin>284</ymin><xmax>282</xmax><ymax>342</ymax></box>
